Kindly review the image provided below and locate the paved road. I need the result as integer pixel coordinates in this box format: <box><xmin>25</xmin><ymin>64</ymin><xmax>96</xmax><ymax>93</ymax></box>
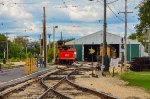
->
<box><xmin>0</xmin><ymin>66</ymin><xmax>47</xmax><ymax>83</ymax></box>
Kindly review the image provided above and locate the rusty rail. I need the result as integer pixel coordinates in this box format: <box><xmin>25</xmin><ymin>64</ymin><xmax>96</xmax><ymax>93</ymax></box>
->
<box><xmin>0</xmin><ymin>67</ymin><xmax>59</xmax><ymax>98</ymax></box>
<box><xmin>38</xmin><ymin>67</ymin><xmax>118</xmax><ymax>99</ymax></box>
<box><xmin>37</xmin><ymin>68</ymin><xmax>74</xmax><ymax>99</ymax></box>
<box><xmin>66</xmin><ymin>70</ymin><xmax>118</xmax><ymax>99</ymax></box>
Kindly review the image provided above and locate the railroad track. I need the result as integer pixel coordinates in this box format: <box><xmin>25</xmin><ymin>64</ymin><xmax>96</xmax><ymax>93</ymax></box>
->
<box><xmin>0</xmin><ymin>65</ymin><xmax>118</xmax><ymax>99</ymax></box>
<box><xmin>0</xmin><ymin>65</ymin><xmax>74</xmax><ymax>99</ymax></box>
<box><xmin>37</xmin><ymin>66</ymin><xmax>118</xmax><ymax>99</ymax></box>
<box><xmin>0</xmin><ymin>67</ymin><xmax>57</xmax><ymax>91</ymax></box>
<box><xmin>0</xmin><ymin>66</ymin><xmax>60</xmax><ymax>99</ymax></box>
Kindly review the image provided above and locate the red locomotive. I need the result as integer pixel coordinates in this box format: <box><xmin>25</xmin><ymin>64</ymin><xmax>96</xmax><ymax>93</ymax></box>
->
<box><xmin>56</xmin><ymin>40</ymin><xmax>76</xmax><ymax>65</ymax></box>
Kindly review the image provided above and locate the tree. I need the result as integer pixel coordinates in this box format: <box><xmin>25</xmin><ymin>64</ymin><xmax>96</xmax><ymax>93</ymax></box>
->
<box><xmin>47</xmin><ymin>48</ymin><xmax>53</xmax><ymax>62</ymax></box>
<box><xmin>129</xmin><ymin>0</ymin><xmax>150</xmax><ymax>44</ymax></box>
<box><xmin>0</xmin><ymin>34</ymin><xmax>27</xmax><ymax>61</ymax></box>
<box><xmin>9</xmin><ymin>42</ymin><xmax>26</xmax><ymax>59</ymax></box>
<box><xmin>27</xmin><ymin>41</ymin><xmax>40</xmax><ymax>56</ymax></box>
<box><xmin>136</xmin><ymin>0</ymin><xmax>150</xmax><ymax>34</ymax></box>
<box><xmin>128</xmin><ymin>33</ymin><xmax>137</xmax><ymax>40</ymax></box>
<box><xmin>14</xmin><ymin>36</ymin><xmax>29</xmax><ymax>46</ymax></box>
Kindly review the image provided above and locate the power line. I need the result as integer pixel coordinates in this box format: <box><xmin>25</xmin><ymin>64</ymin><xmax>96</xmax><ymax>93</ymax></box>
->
<box><xmin>61</xmin><ymin>0</ymin><xmax>67</xmax><ymax>8</ymax></box>
<box><xmin>107</xmin><ymin>4</ymin><xmax>125</xmax><ymax>22</ymax></box>
<box><xmin>106</xmin><ymin>1</ymin><xmax>136</xmax><ymax>31</ymax></box>
<box><xmin>107</xmin><ymin>0</ymin><xmax>119</xmax><ymax>4</ymax></box>
<box><xmin>0</xmin><ymin>1</ymin><xmax>58</xmax><ymax>5</ymax></box>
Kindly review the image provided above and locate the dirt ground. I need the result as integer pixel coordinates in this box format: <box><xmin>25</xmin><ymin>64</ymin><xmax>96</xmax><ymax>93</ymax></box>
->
<box><xmin>10</xmin><ymin>62</ymin><xmax>25</xmax><ymax>66</ymax></box>
<box><xmin>75</xmin><ymin>74</ymin><xmax>150</xmax><ymax>99</ymax></box>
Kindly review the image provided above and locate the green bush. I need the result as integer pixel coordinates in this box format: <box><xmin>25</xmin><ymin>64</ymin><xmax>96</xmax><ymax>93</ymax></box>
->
<box><xmin>47</xmin><ymin>48</ymin><xmax>53</xmax><ymax>62</ymax></box>
<box><xmin>2</xmin><ymin>64</ymin><xmax>13</xmax><ymax>69</ymax></box>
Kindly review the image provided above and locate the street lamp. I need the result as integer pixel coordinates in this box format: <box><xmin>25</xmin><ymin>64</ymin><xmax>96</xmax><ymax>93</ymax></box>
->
<box><xmin>48</xmin><ymin>34</ymin><xmax>52</xmax><ymax>49</ymax></box>
<box><xmin>23</xmin><ymin>36</ymin><xmax>29</xmax><ymax>59</ymax></box>
<box><xmin>53</xmin><ymin>26</ymin><xmax>58</xmax><ymax>63</ymax></box>
<box><xmin>3</xmin><ymin>33</ymin><xmax>10</xmax><ymax>62</ymax></box>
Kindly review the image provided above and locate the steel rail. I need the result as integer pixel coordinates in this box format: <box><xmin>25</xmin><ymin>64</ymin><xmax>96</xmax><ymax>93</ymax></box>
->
<box><xmin>65</xmin><ymin>70</ymin><xmax>118</xmax><ymax>99</ymax></box>
<box><xmin>37</xmin><ymin>67</ymin><xmax>77</xmax><ymax>99</ymax></box>
<box><xmin>0</xmin><ymin>67</ymin><xmax>59</xmax><ymax>98</ymax></box>
<box><xmin>0</xmin><ymin>67</ymin><xmax>57</xmax><ymax>91</ymax></box>
<box><xmin>38</xmin><ymin>77</ymin><xmax>71</xmax><ymax>99</ymax></box>
<box><xmin>38</xmin><ymin>67</ymin><xmax>119</xmax><ymax>99</ymax></box>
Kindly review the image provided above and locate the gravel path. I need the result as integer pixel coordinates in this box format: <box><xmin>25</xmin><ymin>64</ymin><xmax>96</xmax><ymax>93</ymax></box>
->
<box><xmin>75</xmin><ymin>76</ymin><xmax>150</xmax><ymax>99</ymax></box>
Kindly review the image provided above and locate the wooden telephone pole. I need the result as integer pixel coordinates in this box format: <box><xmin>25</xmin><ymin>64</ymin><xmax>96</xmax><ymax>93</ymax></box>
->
<box><xmin>43</xmin><ymin>7</ymin><xmax>47</xmax><ymax>68</ymax></box>
<box><xmin>102</xmin><ymin>0</ymin><xmax>107</xmax><ymax>72</ymax></box>
<box><xmin>119</xmin><ymin>0</ymin><xmax>132</xmax><ymax>70</ymax></box>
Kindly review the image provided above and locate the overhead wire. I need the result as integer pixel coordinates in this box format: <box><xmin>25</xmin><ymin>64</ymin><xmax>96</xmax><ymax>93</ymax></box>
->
<box><xmin>98</xmin><ymin>0</ymin><xmax>135</xmax><ymax>34</ymax></box>
<box><xmin>107</xmin><ymin>0</ymin><xmax>119</xmax><ymax>4</ymax></box>
<box><xmin>109</xmin><ymin>5</ymin><xmax>135</xmax><ymax>31</ymax></box>
<box><xmin>0</xmin><ymin>0</ymin><xmax>137</xmax><ymax>38</ymax></box>
<box><xmin>107</xmin><ymin>4</ymin><xmax>125</xmax><ymax>22</ymax></box>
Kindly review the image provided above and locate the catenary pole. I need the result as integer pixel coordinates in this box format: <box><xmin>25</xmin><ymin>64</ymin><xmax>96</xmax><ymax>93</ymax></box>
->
<box><xmin>53</xmin><ymin>26</ymin><xmax>58</xmax><ymax>64</ymax></box>
<box><xmin>43</xmin><ymin>7</ymin><xmax>47</xmax><ymax>68</ymax></box>
<box><xmin>119</xmin><ymin>0</ymin><xmax>132</xmax><ymax>70</ymax></box>
<box><xmin>102</xmin><ymin>0</ymin><xmax>107</xmax><ymax>73</ymax></box>
<box><xmin>48</xmin><ymin>34</ymin><xmax>52</xmax><ymax>49</ymax></box>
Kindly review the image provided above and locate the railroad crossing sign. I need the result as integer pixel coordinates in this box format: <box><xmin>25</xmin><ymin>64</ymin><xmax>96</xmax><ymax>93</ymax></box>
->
<box><xmin>89</xmin><ymin>48</ymin><xmax>95</xmax><ymax>54</ymax></box>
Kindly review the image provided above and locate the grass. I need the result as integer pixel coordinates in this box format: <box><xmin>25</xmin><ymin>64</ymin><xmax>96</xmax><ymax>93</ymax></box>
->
<box><xmin>1</xmin><ymin>64</ymin><xmax>13</xmax><ymax>69</ymax></box>
<box><xmin>120</xmin><ymin>71</ymin><xmax>150</xmax><ymax>92</ymax></box>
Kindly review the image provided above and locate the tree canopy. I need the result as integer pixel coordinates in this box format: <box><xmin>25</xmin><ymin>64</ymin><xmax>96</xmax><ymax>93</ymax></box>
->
<box><xmin>129</xmin><ymin>0</ymin><xmax>150</xmax><ymax>44</ymax></box>
<box><xmin>136</xmin><ymin>0</ymin><xmax>150</xmax><ymax>34</ymax></box>
<box><xmin>0</xmin><ymin>34</ymin><xmax>40</xmax><ymax>61</ymax></box>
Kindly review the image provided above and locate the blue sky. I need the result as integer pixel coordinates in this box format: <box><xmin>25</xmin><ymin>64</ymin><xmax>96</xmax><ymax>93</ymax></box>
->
<box><xmin>0</xmin><ymin>0</ymin><xmax>142</xmax><ymax>41</ymax></box>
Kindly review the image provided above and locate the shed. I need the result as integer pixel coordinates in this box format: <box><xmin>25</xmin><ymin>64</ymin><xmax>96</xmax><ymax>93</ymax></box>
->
<box><xmin>66</xmin><ymin>31</ymin><xmax>145</xmax><ymax>62</ymax></box>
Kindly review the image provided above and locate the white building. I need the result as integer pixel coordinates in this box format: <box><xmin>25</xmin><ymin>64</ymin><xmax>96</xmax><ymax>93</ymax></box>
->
<box><xmin>66</xmin><ymin>31</ymin><xmax>146</xmax><ymax>62</ymax></box>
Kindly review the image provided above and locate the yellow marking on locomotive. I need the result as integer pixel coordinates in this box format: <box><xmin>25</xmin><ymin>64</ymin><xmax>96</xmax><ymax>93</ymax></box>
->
<box><xmin>65</xmin><ymin>54</ymin><xmax>70</xmax><ymax>57</ymax></box>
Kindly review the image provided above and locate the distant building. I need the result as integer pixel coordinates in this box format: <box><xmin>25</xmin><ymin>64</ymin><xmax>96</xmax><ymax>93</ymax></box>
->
<box><xmin>66</xmin><ymin>31</ymin><xmax>146</xmax><ymax>62</ymax></box>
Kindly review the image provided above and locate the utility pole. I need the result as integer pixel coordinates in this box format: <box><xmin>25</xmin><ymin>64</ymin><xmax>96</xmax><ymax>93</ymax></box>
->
<box><xmin>6</xmin><ymin>34</ymin><xmax>9</xmax><ymax>61</ymax></box>
<box><xmin>146</xmin><ymin>30</ymin><xmax>150</xmax><ymax>57</ymax></box>
<box><xmin>119</xmin><ymin>0</ymin><xmax>133</xmax><ymax>70</ymax></box>
<box><xmin>23</xmin><ymin>36</ymin><xmax>29</xmax><ymax>59</ymax></box>
<box><xmin>102</xmin><ymin>0</ymin><xmax>107</xmax><ymax>73</ymax></box>
<box><xmin>53</xmin><ymin>26</ymin><xmax>58</xmax><ymax>63</ymax></box>
<box><xmin>61</xmin><ymin>32</ymin><xmax>63</xmax><ymax>41</ymax></box>
<box><xmin>3</xmin><ymin>49</ymin><xmax>6</xmax><ymax>64</ymax></box>
<box><xmin>124</xmin><ymin>0</ymin><xmax>128</xmax><ymax>70</ymax></box>
<box><xmin>43</xmin><ymin>7</ymin><xmax>47</xmax><ymax>67</ymax></box>
<box><xmin>4</xmin><ymin>33</ymin><xmax>10</xmax><ymax>62</ymax></box>
<box><xmin>48</xmin><ymin>34</ymin><xmax>52</xmax><ymax>49</ymax></box>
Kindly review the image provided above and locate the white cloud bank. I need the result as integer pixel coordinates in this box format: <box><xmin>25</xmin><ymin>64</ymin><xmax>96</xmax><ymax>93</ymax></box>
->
<box><xmin>0</xmin><ymin>0</ymin><xmax>142</xmax><ymax>40</ymax></box>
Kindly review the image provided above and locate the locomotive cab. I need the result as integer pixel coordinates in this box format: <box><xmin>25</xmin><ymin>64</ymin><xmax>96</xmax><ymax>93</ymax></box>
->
<box><xmin>56</xmin><ymin>40</ymin><xmax>76</xmax><ymax>65</ymax></box>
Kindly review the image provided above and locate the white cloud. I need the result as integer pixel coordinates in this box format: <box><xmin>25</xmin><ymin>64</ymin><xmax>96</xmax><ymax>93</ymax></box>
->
<box><xmin>0</xmin><ymin>0</ymin><xmax>32</xmax><ymax>19</ymax></box>
<box><xmin>0</xmin><ymin>0</ymin><xmax>143</xmax><ymax>40</ymax></box>
<box><xmin>66</xmin><ymin>5</ymin><xmax>102</xmax><ymax>21</ymax></box>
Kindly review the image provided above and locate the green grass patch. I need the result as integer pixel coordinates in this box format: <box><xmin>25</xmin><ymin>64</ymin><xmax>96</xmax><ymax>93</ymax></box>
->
<box><xmin>120</xmin><ymin>71</ymin><xmax>150</xmax><ymax>92</ymax></box>
<box><xmin>2</xmin><ymin>64</ymin><xmax>13</xmax><ymax>69</ymax></box>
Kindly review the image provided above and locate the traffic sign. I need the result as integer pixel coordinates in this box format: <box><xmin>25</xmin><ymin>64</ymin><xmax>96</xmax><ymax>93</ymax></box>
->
<box><xmin>89</xmin><ymin>48</ymin><xmax>95</xmax><ymax>54</ymax></box>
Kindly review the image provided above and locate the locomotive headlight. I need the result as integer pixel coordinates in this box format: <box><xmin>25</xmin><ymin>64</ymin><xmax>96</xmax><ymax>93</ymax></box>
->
<box><xmin>74</xmin><ymin>52</ymin><xmax>76</xmax><ymax>55</ymax></box>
